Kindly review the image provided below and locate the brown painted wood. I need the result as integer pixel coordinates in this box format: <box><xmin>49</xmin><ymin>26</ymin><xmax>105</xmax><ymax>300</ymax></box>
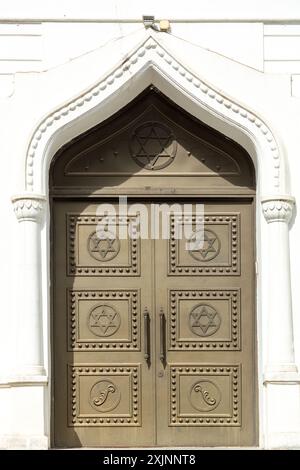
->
<box><xmin>53</xmin><ymin>200</ymin><xmax>155</xmax><ymax>447</ymax></box>
<box><xmin>154</xmin><ymin>199</ymin><xmax>257</xmax><ymax>446</ymax></box>
<box><xmin>50</xmin><ymin>87</ymin><xmax>255</xmax><ymax>197</ymax></box>
<box><xmin>51</xmin><ymin>88</ymin><xmax>257</xmax><ymax>447</ymax></box>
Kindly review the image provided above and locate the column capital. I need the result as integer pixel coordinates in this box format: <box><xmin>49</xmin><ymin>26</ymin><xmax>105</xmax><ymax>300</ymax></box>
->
<box><xmin>261</xmin><ymin>195</ymin><xmax>295</xmax><ymax>224</ymax></box>
<box><xmin>11</xmin><ymin>193</ymin><xmax>46</xmax><ymax>223</ymax></box>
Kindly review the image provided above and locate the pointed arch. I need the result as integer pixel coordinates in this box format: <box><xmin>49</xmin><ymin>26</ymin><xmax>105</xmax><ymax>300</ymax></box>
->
<box><xmin>24</xmin><ymin>34</ymin><xmax>288</xmax><ymax>196</ymax></box>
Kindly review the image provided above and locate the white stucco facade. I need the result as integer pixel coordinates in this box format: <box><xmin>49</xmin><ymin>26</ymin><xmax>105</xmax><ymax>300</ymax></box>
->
<box><xmin>1</xmin><ymin>0</ymin><xmax>300</xmax><ymax>449</ymax></box>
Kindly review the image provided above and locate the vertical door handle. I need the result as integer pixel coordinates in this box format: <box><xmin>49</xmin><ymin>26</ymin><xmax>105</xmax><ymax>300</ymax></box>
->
<box><xmin>144</xmin><ymin>307</ymin><xmax>150</xmax><ymax>364</ymax></box>
<box><xmin>159</xmin><ymin>307</ymin><xmax>166</xmax><ymax>364</ymax></box>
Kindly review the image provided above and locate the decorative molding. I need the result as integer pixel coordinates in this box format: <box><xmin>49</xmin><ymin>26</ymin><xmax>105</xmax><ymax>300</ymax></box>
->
<box><xmin>69</xmin><ymin>364</ymin><xmax>141</xmax><ymax>426</ymax></box>
<box><xmin>67</xmin><ymin>213</ymin><xmax>140</xmax><ymax>276</ymax></box>
<box><xmin>169</xmin><ymin>289</ymin><xmax>240</xmax><ymax>350</ymax></box>
<box><xmin>11</xmin><ymin>194</ymin><xmax>46</xmax><ymax>223</ymax></box>
<box><xmin>69</xmin><ymin>289</ymin><xmax>140</xmax><ymax>351</ymax></box>
<box><xmin>170</xmin><ymin>364</ymin><xmax>241</xmax><ymax>426</ymax></box>
<box><xmin>263</xmin><ymin>371</ymin><xmax>300</xmax><ymax>385</ymax></box>
<box><xmin>25</xmin><ymin>34</ymin><xmax>283</xmax><ymax>193</ymax></box>
<box><xmin>169</xmin><ymin>213</ymin><xmax>240</xmax><ymax>276</ymax></box>
<box><xmin>261</xmin><ymin>196</ymin><xmax>295</xmax><ymax>224</ymax></box>
<box><xmin>0</xmin><ymin>375</ymin><xmax>48</xmax><ymax>388</ymax></box>
<box><xmin>64</xmin><ymin>103</ymin><xmax>242</xmax><ymax>178</ymax></box>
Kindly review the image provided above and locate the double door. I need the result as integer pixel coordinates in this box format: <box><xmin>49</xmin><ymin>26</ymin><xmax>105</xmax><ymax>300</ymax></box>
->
<box><xmin>52</xmin><ymin>198</ymin><xmax>257</xmax><ymax>447</ymax></box>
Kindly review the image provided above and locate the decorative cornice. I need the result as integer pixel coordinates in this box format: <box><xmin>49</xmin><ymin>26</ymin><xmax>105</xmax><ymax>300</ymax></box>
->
<box><xmin>25</xmin><ymin>34</ymin><xmax>282</xmax><ymax>192</ymax></box>
<box><xmin>261</xmin><ymin>196</ymin><xmax>295</xmax><ymax>224</ymax></box>
<box><xmin>11</xmin><ymin>194</ymin><xmax>46</xmax><ymax>222</ymax></box>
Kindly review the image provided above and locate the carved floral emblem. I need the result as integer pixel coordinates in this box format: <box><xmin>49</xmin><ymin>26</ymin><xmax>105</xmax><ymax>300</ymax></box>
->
<box><xmin>90</xmin><ymin>380</ymin><xmax>121</xmax><ymax>412</ymax></box>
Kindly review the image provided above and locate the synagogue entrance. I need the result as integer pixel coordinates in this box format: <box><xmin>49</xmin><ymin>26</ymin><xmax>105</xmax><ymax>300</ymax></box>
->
<box><xmin>50</xmin><ymin>88</ymin><xmax>257</xmax><ymax>447</ymax></box>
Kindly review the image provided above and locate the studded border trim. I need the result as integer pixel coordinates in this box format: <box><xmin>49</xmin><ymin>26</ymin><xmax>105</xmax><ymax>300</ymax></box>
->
<box><xmin>69</xmin><ymin>364</ymin><xmax>141</xmax><ymax>426</ymax></box>
<box><xmin>67</xmin><ymin>214</ymin><xmax>140</xmax><ymax>276</ymax></box>
<box><xmin>69</xmin><ymin>290</ymin><xmax>140</xmax><ymax>351</ymax></box>
<box><xmin>170</xmin><ymin>364</ymin><xmax>241</xmax><ymax>426</ymax></box>
<box><xmin>169</xmin><ymin>289</ymin><xmax>240</xmax><ymax>350</ymax></box>
<box><xmin>169</xmin><ymin>213</ymin><xmax>240</xmax><ymax>276</ymax></box>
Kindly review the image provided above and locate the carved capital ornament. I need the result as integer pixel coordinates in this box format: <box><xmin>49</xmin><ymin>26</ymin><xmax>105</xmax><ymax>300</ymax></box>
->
<box><xmin>11</xmin><ymin>194</ymin><xmax>46</xmax><ymax>223</ymax></box>
<box><xmin>261</xmin><ymin>196</ymin><xmax>295</xmax><ymax>224</ymax></box>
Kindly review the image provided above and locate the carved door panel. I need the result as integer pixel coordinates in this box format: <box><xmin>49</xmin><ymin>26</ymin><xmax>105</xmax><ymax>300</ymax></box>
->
<box><xmin>155</xmin><ymin>200</ymin><xmax>257</xmax><ymax>446</ymax></box>
<box><xmin>53</xmin><ymin>201</ymin><xmax>155</xmax><ymax>447</ymax></box>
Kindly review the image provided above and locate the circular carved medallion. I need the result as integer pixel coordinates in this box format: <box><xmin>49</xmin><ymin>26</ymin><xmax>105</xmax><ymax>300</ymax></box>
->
<box><xmin>189</xmin><ymin>303</ymin><xmax>221</xmax><ymax>337</ymax></box>
<box><xmin>188</xmin><ymin>229</ymin><xmax>221</xmax><ymax>261</ymax></box>
<box><xmin>88</xmin><ymin>229</ymin><xmax>120</xmax><ymax>262</ymax></box>
<box><xmin>189</xmin><ymin>380</ymin><xmax>221</xmax><ymax>412</ymax></box>
<box><xmin>88</xmin><ymin>304</ymin><xmax>121</xmax><ymax>337</ymax></box>
<box><xmin>130</xmin><ymin>121</ymin><xmax>177</xmax><ymax>170</ymax></box>
<box><xmin>90</xmin><ymin>380</ymin><xmax>121</xmax><ymax>412</ymax></box>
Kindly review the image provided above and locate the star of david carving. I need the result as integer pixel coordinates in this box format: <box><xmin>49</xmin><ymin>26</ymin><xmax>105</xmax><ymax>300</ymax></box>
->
<box><xmin>88</xmin><ymin>304</ymin><xmax>121</xmax><ymax>337</ymax></box>
<box><xmin>189</xmin><ymin>229</ymin><xmax>221</xmax><ymax>262</ymax></box>
<box><xmin>90</xmin><ymin>235</ymin><xmax>117</xmax><ymax>258</ymax></box>
<box><xmin>189</xmin><ymin>303</ymin><xmax>221</xmax><ymax>337</ymax></box>
<box><xmin>88</xmin><ymin>230</ymin><xmax>120</xmax><ymax>261</ymax></box>
<box><xmin>90</xmin><ymin>307</ymin><xmax>118</xmax><ymax>334</ymax></box>
<box><xmin>191</xmin><ymin>306</ymin><xmax>218</xmax><ymax>334</ymax></box>
<box><xmin>130</xmin><ymin>122</ymin><xmax>176</xmax><ymax>170</ymax></box>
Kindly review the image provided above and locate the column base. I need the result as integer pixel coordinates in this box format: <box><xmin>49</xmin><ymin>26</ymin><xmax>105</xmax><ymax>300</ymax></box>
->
<box><xmin>266</xmin><ymin>432</ymin><xmax>300</xmax><ymax>450</ymax></box>
<box><xmin>264</xmin><ymin>364</ymin><xmax>300</xmax><ymax>384</ymax></box>
<box><xmin>265</xmin><ymin>362</ymin><xmax>298</xmax><ymax>374</ymax></box>
<box><xmin>0</xmin><ymin>434</ymin><xmax>48</xmax><ymax>450</ymax></box>
<box><xmin>0</xmin><ymin>380</ymin><xmax>48</xmax><ymax>450</ymax></box>
<box><xmin>16</xmin><ymin>365</ymin><xmax>46</xmax><ymax>376</ymax></box>
<box><xmin>264</xmin><ymin>379</ymin><xmax>300</xmax><ymax>449</ymax></box>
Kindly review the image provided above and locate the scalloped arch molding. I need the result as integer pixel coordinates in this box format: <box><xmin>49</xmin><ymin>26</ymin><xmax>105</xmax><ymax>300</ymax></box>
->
<box><xmin>26</xmin><ymin>34</ymin><xmax>287</xmax><ymax>195</ymax></box>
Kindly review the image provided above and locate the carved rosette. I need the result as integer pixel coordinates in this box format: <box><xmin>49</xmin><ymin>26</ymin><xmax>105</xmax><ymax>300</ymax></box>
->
<box><xmin>11</xmin><ymin>194</ymin><xmax>46</xmax><ymax>223</ymax></box>
<box><xmin>261</xmin><ymin>197</ymin><xmax>295</xmax><ymax>224</ymax></box>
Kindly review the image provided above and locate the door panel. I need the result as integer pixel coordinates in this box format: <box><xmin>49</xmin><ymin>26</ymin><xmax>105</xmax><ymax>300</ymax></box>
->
<box><xmin>168</xmin><ymin>289</ymin><xmax>240</xmax><ymax>351</ymax></box>
<box><xmin>52</xmin><ymin>199</ymin><xmax>257</xmax><ymax>447</ymax></box>
<box><xmin>67</xmin><ymin>213</ymin><xmax>140</xmax><ymax>277</ymax></box>
<box><xmin>53</xmin><ymin>201</ymin><xmax>154</xmax><ymax>447</ymax></box>
<box><xmin>155</xmin><ymin>201</ymin><xmax>257</xmax><ymax>446</ymax></box>
<box><xmin>169</xmin><ymin>212</ymin><xmax>240</xmax><ymax>276</ymax></box>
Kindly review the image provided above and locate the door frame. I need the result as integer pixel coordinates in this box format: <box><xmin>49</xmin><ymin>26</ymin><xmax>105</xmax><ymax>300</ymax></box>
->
<box><xmin>10</xmin><ymin>35</ymin><xmax>298</xmax><ymax>449</ymax></box>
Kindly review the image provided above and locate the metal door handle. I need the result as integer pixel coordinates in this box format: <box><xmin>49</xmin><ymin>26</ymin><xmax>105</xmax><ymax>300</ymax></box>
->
<box><xmin>160</xmin><ymin>307</ymin><xmax>166</xmax><ymax>363</ymax></box>
<box><xmin>144</xmin><ymin>307</ymin><xmax>150</xmax><ymax>364</ymax></box>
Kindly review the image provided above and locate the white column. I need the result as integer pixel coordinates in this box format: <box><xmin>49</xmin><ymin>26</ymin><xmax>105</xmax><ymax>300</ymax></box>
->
<box><xmin>262</xmin><ymin>195</ymin><xmax>300</xmax><ymax>448</ymax></box>
<box><xmin>11</xmin><ymin>194</ymin><xmax>46</xmax><ymax>376</ymax></box>
<box><xmin>261</xmin><ymin>196</ymin><xmax>297</xmax><ymax>373</ymax></box>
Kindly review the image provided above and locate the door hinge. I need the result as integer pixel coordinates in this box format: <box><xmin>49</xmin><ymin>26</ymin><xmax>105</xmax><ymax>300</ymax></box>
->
<box><xmin>255</xmin><ymin>261</ymin><xmax>259</xmax><ymax>276</ymax></box>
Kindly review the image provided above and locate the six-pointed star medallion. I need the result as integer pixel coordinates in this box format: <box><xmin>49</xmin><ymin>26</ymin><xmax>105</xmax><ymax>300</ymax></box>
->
<box><xmin>88</xmin><ymin>230</ymin><xmax>120</xmax><ymax>261</ymax></box>
<box><xmin>88</xmin><ymin>305</ymin><xmax>121</xmax><ymax>337</ymax></box>
<box><xmin>189</xmin><ymin>304</ymin><xmax>221</xmax><ymax>337</ymax></box>
<box><xmin>188</xmin><ymin>229</ymin><xmax>221</xmax><ymax>261</ymax></box>
<box><xmin>130</xmin><ymin>121</ymin><xmax>176</xmax><ymax>170</ymax></box>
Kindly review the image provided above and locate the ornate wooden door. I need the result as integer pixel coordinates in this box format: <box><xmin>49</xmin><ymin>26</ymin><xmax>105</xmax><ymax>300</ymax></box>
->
<box><xmin>53</xmin><ymin>198</ymin><xmax>256</xmax><ymax>447</ymax></box>
<box><xmin>53</xmin><ymin>201</ymin><xmax>155</xmax><ymax>447</ymax></box>
<box><xmin>51</xmin><ymin>86</ymin><xmax>257</xmax><ymax>447</ymax></box>
<box><xmin>154</xmin><ymin>200</ymin><xmax>256</xmax><ymax>446</ymax></box>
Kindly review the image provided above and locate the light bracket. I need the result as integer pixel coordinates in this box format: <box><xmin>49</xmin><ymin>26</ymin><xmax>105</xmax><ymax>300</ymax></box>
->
<box><xmin>142</xmin><ymin>15</ymin><xmax>155</xmax><ymax>29</ymax></box>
